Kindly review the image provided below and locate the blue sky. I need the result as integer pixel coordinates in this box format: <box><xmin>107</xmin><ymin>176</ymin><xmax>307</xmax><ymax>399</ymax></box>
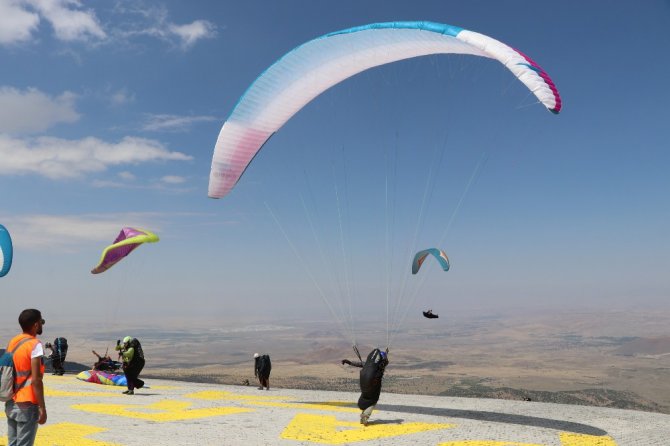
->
<box><xmin>1</xmin><ymin>1</ymin><xmax>669</xmax><ymax>335</ymax></box>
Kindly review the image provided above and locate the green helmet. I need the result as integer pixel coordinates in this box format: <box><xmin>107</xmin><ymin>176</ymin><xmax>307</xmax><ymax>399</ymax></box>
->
<box><xmin>123</xmin><ymin>336</ymin><xmax>132</xmax><ymax>344</ymax></box>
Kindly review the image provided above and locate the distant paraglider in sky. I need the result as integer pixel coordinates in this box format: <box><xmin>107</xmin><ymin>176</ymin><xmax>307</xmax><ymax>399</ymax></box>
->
<box><xmin>91</xmin><ymin>227</ymin><xmax>159</xmax><ymax>274</ymax></box>
<box><xmin>0</xmin><ymin>224</ymin><xmax>13</xmax><ymax>278</ymax></box>
<box><xmin>208</xmin><ymin>20</ymin><xmax>561</xmax><ymax>199</ymax></box>
<box><xmin>414</xmin><ymin>249</ymin><xmax>449</xmax><ymax>321</ymax></box>
<box><xmin>412</xmin><ymin>248</ymin><xmax>450</xmax><ymax>275</ymax></box>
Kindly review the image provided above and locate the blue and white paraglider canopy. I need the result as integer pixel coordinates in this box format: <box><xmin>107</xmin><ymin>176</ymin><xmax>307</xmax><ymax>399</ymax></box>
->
<box><xmin>0</xmin><ymin>224</ymin><xmax>13</xmax><ymax>278</ymax></box>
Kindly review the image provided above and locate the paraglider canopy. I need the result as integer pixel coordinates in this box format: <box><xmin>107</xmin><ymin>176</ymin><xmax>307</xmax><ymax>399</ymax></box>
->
<box><xmin>208</xmin><ymin>20</ymin><xmax>561</xmax><ymax>199</ymax></box>
<box><xmin>0</xmin><ymin>224</ymin><xmax>12</xmax><ymax>278</ymax></box>
<box><xmin>77</xmin><ymin>370</ymin><xmax>127</xmax><ymax>387</ymax></box>
<box><xmin>412</xmin><ymin>248</ymin><xmax>450</xmax><ymax>275</ymax></box>
<box><xmin>91</xmin><ymin>227</ymin><xmax>159</xmax><ymax>274</ymax></box>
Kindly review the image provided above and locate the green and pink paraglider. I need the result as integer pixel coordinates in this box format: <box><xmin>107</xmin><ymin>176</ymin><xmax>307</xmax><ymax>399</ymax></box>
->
<box><xmin>91</xmin><ymin>227</ymin><xmax>159</xmax><ymax>274</ymax></box>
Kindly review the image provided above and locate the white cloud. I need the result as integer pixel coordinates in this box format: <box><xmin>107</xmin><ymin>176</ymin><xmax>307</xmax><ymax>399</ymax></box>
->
<box><xmin>0</xmin><ymin>134</ymin><xmax>192</xmax><ymax>179</ymax></box>
<box><xmin>0</xmin><ymin>213</ymin><xmax>160</xmax><ymax>250</ymax></box>
<box><xmin>111</xmin><ymin>3</ymin><xmax>216</xmax><ymax>50</ymax></box>
<box><xmin>0</xmin><ymin>1</ymin><xmax>214</xmax><ymax>50</ymax></box>
<box><xmin>168</xmin><ymin>20</ymin><xmax>216</xmax><ymax>49</ymax></box>
<box><xmin>0</xmin><ymin>86</ymin><xmax>80</xmax><ymax>134</ymax></box>
<box><xmin>110</xmin><ymin>88</ymin><xmax>135</xmax><ymax>106</ymax></box>
<box><xmin>0</xmin><ymin>0</ymin><xmax>105</xmax><ymax>46</ymax></box>
<box><xmin>0</xmin><ymin>0</ymin><xmax>40</xmax><ymax>45</ymax></box>
<box><xmin>160</xmin><ymin>175</ymin><xmax>186</xmax><ymax>184</ymax></box>
<box><xmin>118</xmin><ymin>171</ymin><xmax>135</xmax><ymax>181</ymax></box>
<box><xmin>26</xmin><ymin>0</ymin><xmax>106</xmax><ymax>41</ymax></box>
<box><xmin>142</xmin><ymin>114</ymin><xmax>217</xmax><ymax>132</ymax></box>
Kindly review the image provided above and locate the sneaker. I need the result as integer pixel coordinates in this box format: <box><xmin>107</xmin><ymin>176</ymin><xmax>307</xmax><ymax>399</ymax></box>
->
<box><xmin>122</xmin><ymin>390</ymin><xmax>134</xmax><ymax>395</ymax></box>
<box><xmin>257</xmin><ymin>386</ymin><xmax>263</xmax><ymax>390</ymax></box>
<box><xmin>360</xmin><ymin>414</ymin><xmax>369</xmax><ymax>426</ymax></box>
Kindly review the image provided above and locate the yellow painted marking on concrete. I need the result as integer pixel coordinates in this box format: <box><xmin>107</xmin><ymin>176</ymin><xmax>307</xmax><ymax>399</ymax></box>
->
<box><xmin>147</xmin><ymin>385</ymin><xmax>178</xmax><ymax>390</ymax></box>
<box><xmin>281</xmin><ymin>413</ymin><xmax>454</xmax><ymax>444</ymax></box>
<box><xmin>72</xmin><ymin>400</ymin><xmax>252</xmax><ymax>422</ymax></box>
<box><xmin>560</xmin><ymin>433</ymin><xmax>618</xmax><ymax>446</ymax></box>
<box><xmin>255</xmin><ymin>400</ymin><xmax>360</xmax><ymax>413</ymax></box>
<box><xmin>185</xmin><ymin>390</ymin><xmax>290</xmax><ymax>401</ymax></box>
<box><xmin>0</xmin><ymin>422</ymin><xmax>121</xmax><ymax>446</ymax></box>
<box><xmin>45</xmin><ymin>387</ymin><xmax>123</xmax><ymax>398</ymax></box>
<box><xmin>439</xmin><ymin>442</ymin><xmax>545</xmax><ymax>446</ymax></box>
<box><xmin>186</xmin><ymin>391</ymin><xmax>358</xmax><ymax>413</ymax></box>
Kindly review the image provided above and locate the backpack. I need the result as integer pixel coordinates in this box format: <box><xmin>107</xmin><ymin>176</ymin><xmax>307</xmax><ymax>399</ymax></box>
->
<box><xmin>54</xmin><ymin>337</ymin><xmax>68</xmax><ymax>356</ymax></box>
<box><xmin>362</xmin><ymin>349</ymin><xmax>387</xmax><ymax>375</ymax></box>
<box><xmin>128</xmin><ymin>338</ymin><xmax>144</xmax><ymax>361</ymax></box>
<box><xmin>258</xmin><ymin>355</ymin><xmax>271</xmax><ymax>375</ymax></box>
<box><xmin>0</xmin><ymin>337</ymin><xmax>34</xmax><ymax>402</ymax></box>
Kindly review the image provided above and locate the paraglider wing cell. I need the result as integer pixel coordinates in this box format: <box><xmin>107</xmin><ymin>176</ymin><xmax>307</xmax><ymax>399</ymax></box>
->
<box><xmin>209</xmin><ymin>20</ymin><xmax>561</xmax><ymax>199</ymax></box>
<box><xmin>412</xmin><ymin>248</ymin><xmax>450</xmax><ymax>274</ymax></box>
<box><xmin>0</xmin><ymin>224</ymin><xmax>13</xmax><ymax>278</ymax></box>
<box><xmin>76</xmin><ymin>370</ymin><xmax>127</xmax><ymax>386</ymax></box>
<box><xmin>91</xmin><ymin>227</ymin><xmax>159</xmax><ymax>274</ymax></box>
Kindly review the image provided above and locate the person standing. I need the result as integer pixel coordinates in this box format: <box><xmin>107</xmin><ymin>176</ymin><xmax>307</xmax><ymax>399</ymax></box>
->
<box><xmin>253</xmin><ymin>353</ymin><xmax>271</xmax><ymax>390</ymax></box>
<box><xmin>342</xmin><ymin>348</ymin><xmax>388</xmax><ymax>426</ymax></box>
<box><xmin>4</xmin><ymin>309</ymin><xmax>47</xmax><ymax>446</ymax></box>
<box><xmin>115</xmin><ymin>336</ymin><xmax>145</xmax><ymax>395</ymax></box>
<box><xmin>44</xmin><ymin>337</ymin><xmax>67</xmax><ymax>376</ymax></box>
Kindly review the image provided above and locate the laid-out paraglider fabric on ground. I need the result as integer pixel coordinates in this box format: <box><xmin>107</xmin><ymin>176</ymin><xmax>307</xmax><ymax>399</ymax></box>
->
<box><xmin>91</xmin><ymin>227</ymin><xmax>159</xmax><ymax>274</ymax></box>
<box><xmin>412</xmin><ymin>248</ymin><xmax>450</xmax><ymax>274</ymax></box>
<box><xmin>208</xmin><ymin>20</ymin><xmax>561</xmax><ymax>199</ymax></box>
<box><xmin>76</xmin><ymin>370</ymin><xmax>127</xmax><ymax>387</ymax></box>
<box><xmin>0</xmin><ymin>224</ymin><xmax>13</xmax><ymax>278</ymax></box>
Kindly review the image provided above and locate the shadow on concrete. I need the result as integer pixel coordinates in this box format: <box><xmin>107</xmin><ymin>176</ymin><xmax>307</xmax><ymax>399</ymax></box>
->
<box><xmin>298</xmin><ymin>401</ymin><xmax>608</xmax><ymax>436</ymax></box>
<box><xmin>368</xmin><ymin>418</ymin><xmax>405</xmax><ymax>425</ymax></box>
<box><xmin>125</xmin><ymin>393</ymin><xmax>162</xmax><ymax>397</ymax></box>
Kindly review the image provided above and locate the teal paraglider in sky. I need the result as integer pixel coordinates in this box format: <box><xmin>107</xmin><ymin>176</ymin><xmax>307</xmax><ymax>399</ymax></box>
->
<box><xmin>0</xmin><ymin>224</ymin><xmax>13</xmax><ymax>277</ymax></box>
<box><xmin>412</xmin><ymin>248</ymin><xmax>450</xmax><ymax>275</ymax></box>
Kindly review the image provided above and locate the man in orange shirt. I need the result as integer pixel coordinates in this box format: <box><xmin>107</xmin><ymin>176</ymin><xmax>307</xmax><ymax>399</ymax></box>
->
<box><xmin>4</xmin><ymin>309</ymin><xmax>47</xmax><ymax>446</ymax></box>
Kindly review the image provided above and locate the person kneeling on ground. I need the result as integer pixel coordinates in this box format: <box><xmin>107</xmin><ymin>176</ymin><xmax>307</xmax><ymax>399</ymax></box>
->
<box><xmin>254</xmin><ymin>353</ymin><xmax>271</xmax><ymax>390</ymax></box>
<box><xmin>115</xmin><ymin>336</ymin><xmax>145</xmax><ymax>395</ymax></box>
<box><xmin>342</xmin><ymin>348</ymin><xmax>389</xmax><ymax>426</ymax></box>
<box><xmin>92</xmin><ymin>349</ymin><xmax>121</xmax><ymax>372</ymax></box>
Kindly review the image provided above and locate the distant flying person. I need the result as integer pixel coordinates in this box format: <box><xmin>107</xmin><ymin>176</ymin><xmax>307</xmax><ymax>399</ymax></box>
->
<box><xmin>254</xmin><ymin>353</ymin><xmax>272</xmax><ymax>390</ymax></box>
<box><xmin>342</xmin><ymin>348</ymin><xmax>389</xmax><ymax>425</ymax></box>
